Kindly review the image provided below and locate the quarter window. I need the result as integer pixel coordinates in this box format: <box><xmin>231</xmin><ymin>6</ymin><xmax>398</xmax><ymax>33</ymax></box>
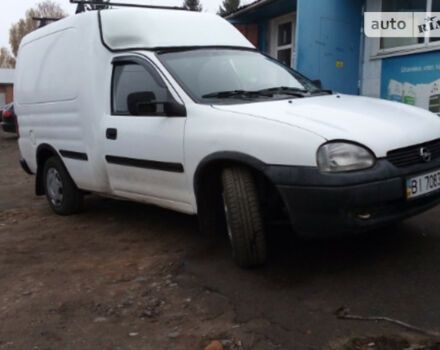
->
<box><xmin>112</xmin><ymin>62</ymin><xmax>169</xmax><ymax>116</ymax></box>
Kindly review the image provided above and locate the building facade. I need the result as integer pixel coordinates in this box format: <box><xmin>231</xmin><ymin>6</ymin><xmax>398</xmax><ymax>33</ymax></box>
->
<box><xmin>0</xmin><ymin>69</ymin><xmax>14</xmax><ymax>106</ymax></box>
<box><xmin>227</xmin><ymin>0</ymin><xmax>440</xmax><ymax>115</ymax></box>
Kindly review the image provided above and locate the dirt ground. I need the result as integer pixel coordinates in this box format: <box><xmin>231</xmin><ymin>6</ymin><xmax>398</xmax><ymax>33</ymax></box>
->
<box><xmin>2</xmin><ymin>130</ymin><xmax>440</xmax><ymax>350</ymax></box>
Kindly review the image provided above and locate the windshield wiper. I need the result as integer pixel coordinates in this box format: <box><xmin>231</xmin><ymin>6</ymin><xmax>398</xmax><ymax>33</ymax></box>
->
<box><xmin>201</xmin><ymin>86</ymin><xmax>319</xmax><ymax>100</ymax></box>
<box><xmin>256</xmin><ymin>86</ymin><xmax>310</xmax><ymax>96</ymax></box>
<box><xmin>202</xmin><ymin>90</ymin><xmax>267</xmax><ymax>99</ymax></box>
<box><xmin>312</xmin><ymin>89</ymin><xmax>333</xmax><ymax>95</ymax></box>
<box><xmin>202</xmin><ymin>87</ymin><xmax>311</xmax><ymax>99</ymax></box>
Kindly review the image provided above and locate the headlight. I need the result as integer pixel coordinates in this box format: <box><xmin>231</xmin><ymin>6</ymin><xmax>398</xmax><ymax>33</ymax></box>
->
<box><xmin>317</xmin><ymin>142</ymin><xmax>375</xmax><ymax>172</ymax></box>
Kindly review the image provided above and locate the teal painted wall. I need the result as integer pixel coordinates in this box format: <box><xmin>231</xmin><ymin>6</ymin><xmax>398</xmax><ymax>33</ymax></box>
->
<box><xmin>296</xmin><ymin>0</ymin><xmax>362</xmax><ymax>94</ymax></box>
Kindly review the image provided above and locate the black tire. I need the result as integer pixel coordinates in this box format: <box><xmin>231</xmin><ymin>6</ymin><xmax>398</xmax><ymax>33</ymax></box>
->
<box><xmin>43</xmin><ymin>156</ymin><xmax>83</xmax><ymax>215</ymax></box>
<box><xmin>221</xmin><ymin>166</ymin><xmax>267</xmax><ymax>267</ymax></box>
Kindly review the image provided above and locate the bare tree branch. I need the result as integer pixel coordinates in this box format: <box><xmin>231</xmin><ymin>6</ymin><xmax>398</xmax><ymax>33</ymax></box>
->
<box><xmin>336</xmin><ymin>307</ymin><xmax>440</xmax><ymax>338</ymax></box>
<box><xmin>0</xmin><ymin>47</ymin><xmax>15</xmax><ymax>68</ymax></box>
<box><xmin>9</xmin><ymin>1</ymin><xmax>67</xmax><ymax>57</ymax></box>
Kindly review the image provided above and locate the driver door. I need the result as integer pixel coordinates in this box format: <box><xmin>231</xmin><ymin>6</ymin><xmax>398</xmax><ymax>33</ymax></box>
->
<box><xmin>102</xmin><ymin>55</ymin><xmax>191</xmax><ymax>210</ymax></box>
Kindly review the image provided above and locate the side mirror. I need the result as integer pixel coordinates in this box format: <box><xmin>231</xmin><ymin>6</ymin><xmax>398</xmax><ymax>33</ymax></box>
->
<box><xmin>127</xmin><ymin>91</ymin><xmax>156</xmax><ymax>115</ymax></box>
<box><xmin>127</xmin><ymin>91</ymin><xmax>186</xmax><ymax>117</ymax></box>
<box><xmin>164</xmin><ymin>101</ymin><xmax>187</xmax><ymax>117</ymax></box>
<box><xmin>312</xmin><ymin>79</ymin><xmax>323</xmax><ymax>89</ymax></box>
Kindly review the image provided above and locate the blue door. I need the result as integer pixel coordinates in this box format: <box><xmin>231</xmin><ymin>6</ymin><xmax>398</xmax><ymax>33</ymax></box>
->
<box><xmin>318</xmin><ymin>18</ymin><xmax>360</xmax><ymax>94</ymax></box>
<box><xmin>295</xmin><ymin>0</ymin><xmax>362</xmax><ymax>95</ymax></box>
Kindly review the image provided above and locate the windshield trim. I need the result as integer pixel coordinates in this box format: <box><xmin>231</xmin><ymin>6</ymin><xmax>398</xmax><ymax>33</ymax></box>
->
<box><xmin>156</xmin><ymin>47</ymin><xmax>327</xmax><ymax>105</ymax></box>
<box><xmin>156</xmin><ymin>45</ymin><xmax>259</xmax><ymax>55</ymax></box>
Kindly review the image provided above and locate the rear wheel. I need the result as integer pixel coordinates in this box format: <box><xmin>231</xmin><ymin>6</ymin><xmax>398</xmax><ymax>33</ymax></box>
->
<box><xmin>221</xmin><ymin>166</ymin><xmax>267</xmax><ymax>267</ymax></box>
<box><xmin>43</xmin><ymin>156</ymin><xmax>83</xmax><ymax>215</ymax></box>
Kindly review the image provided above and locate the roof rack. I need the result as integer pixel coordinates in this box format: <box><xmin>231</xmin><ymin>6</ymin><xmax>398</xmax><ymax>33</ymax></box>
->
<box><xmin>70</xmin><ymin>0</ymin><xmax>185</xmax><ymax>14</ymax></box>
<box><xmin>32</xmin><ymin>17</ymin><xmax>62</xmax><ymax>28</ymax></box>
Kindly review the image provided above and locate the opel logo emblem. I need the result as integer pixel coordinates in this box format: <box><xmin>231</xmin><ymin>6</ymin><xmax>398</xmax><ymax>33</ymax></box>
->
<box><xmin>420</xmin><ymin>147</ymin><xmax>432</xmax><ymax>162</ymax></box>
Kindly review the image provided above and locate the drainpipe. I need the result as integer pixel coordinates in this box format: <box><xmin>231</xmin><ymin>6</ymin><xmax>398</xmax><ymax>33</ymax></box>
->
<box><xmin>294</xmin><ymin>0</ymin><xmax>300</xmax><ymax>70</ymax></box>
<box><xmin>358</xmin><ymin>0</ymin><xmax>366</xmax><ymax>96</ymax></box>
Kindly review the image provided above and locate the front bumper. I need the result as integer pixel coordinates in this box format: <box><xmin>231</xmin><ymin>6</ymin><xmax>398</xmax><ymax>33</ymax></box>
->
<box><xmin>266</xmin><ymin>159</ymin><xmax>440</xmax><ymax>236</ymax></box>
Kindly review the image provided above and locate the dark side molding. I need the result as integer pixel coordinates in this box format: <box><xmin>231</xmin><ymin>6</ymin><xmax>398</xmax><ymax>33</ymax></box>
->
<box><xmin>105</xmin><ymin>155</ymin><xmax>184</xmax><ymax>173</ymax></box>
<box><xmin>59</xmin><ymin>150</ymin><xmax>88</xmax><ymax>161</ymax></box>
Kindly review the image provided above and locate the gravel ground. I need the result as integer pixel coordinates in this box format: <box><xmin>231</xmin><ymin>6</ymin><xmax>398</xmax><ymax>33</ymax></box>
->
<box><xmin>2</xmin><ymin>130</ymin><xmax>440</xmax><ymax>350</ymax></box>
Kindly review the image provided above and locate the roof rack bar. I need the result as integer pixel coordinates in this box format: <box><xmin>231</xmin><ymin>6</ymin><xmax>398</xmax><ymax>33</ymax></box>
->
<box><xmin>69</xmin><ymin>0</ymin><xmax>185</xmax><ymax>11</ymax></box>
<box><xmin>32</xmin><ymin>17</ymin><xmax>62</xmax><ymax>28</ymax></box>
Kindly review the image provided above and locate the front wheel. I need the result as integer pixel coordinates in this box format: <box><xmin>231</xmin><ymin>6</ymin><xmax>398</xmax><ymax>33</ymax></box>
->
<box><xmin>43</xmin><ymin>156</ymin><xmax>83</xmax><ymax>215</ymax></box>
<box><xmin>221</xmin><ymin>166</ymin><xmax>267</xmax><ymax>268</ymax></box>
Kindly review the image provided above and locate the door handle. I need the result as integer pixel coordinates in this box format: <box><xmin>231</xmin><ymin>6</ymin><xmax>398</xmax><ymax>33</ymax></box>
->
<box><xmin>106</xmin><ymin>128</ymin><xmax>117</xmax><ymax>140</ymax></box>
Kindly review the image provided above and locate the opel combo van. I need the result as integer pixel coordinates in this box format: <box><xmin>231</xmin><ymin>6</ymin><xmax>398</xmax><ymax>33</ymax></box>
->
<box><xmin>15</xmin><ymin>8</ymin><xmax>440</xmax><ymax>267</ymax></box>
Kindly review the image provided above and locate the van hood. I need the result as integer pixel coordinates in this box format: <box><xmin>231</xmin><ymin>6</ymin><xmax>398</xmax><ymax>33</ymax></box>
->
<box><xmin>213</xmin><ymin>94</ymin><xmax>440</xmax><ymax>157</ymax></box>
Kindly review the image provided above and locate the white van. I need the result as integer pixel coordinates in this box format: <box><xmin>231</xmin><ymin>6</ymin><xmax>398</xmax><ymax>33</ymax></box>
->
<box><xmin>15</xmin><ymin>8</ymin><xmax>440</xmax><ymax>267</ymax></box>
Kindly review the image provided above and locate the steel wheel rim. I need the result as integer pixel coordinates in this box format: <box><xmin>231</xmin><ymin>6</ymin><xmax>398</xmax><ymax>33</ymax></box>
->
<box><xmin>46</xmin><ymin>168</ymin><xmax>63</xmax><ymax>206</ymax></box>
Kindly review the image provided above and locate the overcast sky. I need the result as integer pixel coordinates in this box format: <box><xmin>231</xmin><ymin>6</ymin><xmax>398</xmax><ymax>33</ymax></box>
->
<box><xmin>0</xmin><ymin>0</ymin><xmax>253</xmax><ymax>52</ymax></box>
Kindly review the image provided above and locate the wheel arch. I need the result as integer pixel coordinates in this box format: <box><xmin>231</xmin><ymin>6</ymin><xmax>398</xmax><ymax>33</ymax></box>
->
<box><xmin>193</xmin><ymin>151</ymin><xmax>284</xmax><ymax>234</ymax></box>
<box><xmin>193</xmin><ymin>151</ymin><xmax>268</xmax><ymax>196</ymax></box>
<box><xmin>35</xmin><ymin>143</ymin><xmax>64</xmax><ymax>196</ymax></box>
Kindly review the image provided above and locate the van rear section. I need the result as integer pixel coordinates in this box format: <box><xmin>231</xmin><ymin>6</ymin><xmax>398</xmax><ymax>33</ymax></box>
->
<box><xmin>15</xmin><ymin>13</ymin><xmax>110</xmax><ymax>194</ymax></box>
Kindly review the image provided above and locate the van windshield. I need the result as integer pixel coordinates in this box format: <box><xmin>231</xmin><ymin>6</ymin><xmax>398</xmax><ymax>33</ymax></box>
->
<box><xmin>158</xmin><ymin>49</ymin><xmax>326</xmax><ymax>104</ymax></box>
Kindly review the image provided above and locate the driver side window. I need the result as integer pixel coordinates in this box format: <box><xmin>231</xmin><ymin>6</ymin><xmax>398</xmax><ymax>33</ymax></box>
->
<box><xmin>112</xmin><ymin>62</ymin><xmax>169</xmax><ymax>116</ymax></box>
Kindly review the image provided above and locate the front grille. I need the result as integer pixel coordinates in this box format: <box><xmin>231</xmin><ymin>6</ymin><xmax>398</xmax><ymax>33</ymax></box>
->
<box><xmin>387</xmin><ymin>138</ymin><xmax>440</xmax><ymax>167</ymax></box>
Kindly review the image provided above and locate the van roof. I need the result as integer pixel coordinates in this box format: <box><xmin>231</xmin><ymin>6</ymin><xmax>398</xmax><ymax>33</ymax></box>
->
<box><xmin>21</xmin><ymin>8</ymin><xmax>254</xmax><ymax>52</ymax></box>
<box><xmin>101</xmin><ymin>8</ymin><xmax>254</xmax><ymax>50</ymax></box>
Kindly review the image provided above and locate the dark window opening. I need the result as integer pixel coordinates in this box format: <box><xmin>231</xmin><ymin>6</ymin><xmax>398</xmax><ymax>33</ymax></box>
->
<box><xmin>112</xmin><ymin>63</ymin><xmax>169</xmax><ymax>116</ymax></box>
